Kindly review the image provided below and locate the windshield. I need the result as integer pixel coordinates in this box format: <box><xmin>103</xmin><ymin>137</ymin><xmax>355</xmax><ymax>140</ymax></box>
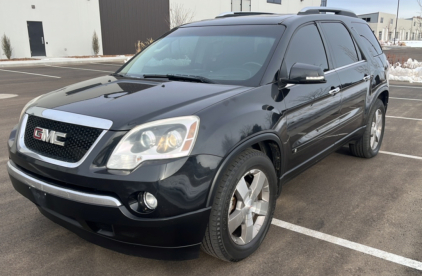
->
<box><xmin>120</xmin><ymin>25</ymin><xmax>285</xmax><ymax>86</ymax></box>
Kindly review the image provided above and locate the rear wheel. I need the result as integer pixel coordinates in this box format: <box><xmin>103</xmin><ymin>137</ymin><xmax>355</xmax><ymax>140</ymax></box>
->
<box><xmin>350</xmin><ymin>99</ymin><xmax>385</xmax><ymax>158</ymax></box>
<box><xmin>201</xmin><ymin>149</ymin><xmax>277</xmax><ymax>262</ymax></box>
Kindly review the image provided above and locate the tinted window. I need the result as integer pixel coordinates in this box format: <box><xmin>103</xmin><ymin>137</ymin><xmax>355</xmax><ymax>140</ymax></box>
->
<box><xmin>121</xmin><ymin>25</ymin><xmax>284</xmax><ymax>86</ymax></box>
<box><xmin>322</xmin><ymin>23</ymin><xmax>359</xmax><ymax>68</ymax></box>
<box><xmin>284</xmin><ymin>24</ymin><xmax>328</xmax><ymax>72</ymax></box>
<box><xmin>353</xmin><ymin>23</ymin><xmax>383</xmax><ymax>57</ymax></box>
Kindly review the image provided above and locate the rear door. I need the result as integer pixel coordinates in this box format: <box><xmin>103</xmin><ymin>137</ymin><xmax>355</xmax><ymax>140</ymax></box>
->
<box><xmin>351</xmin><ymin>22</ymin><xmax>388</xmax><ymax>93</ymax></box>
<box><xmin>281</xmin><ymin>23</ymin><xmax>343</xmax><ymax>170</ymax></box>
<box><xmin>27</xmin><ymin>21</ymin><xmax>46</xmax><ymax>56</ymax></box>
<box><xmin>320</xmin><ymin>22</ymin><xmax>370</xmax><ymax>135</ymax></box>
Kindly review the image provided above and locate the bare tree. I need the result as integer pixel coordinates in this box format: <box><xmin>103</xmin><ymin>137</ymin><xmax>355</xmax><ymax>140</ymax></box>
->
<box><xmin>135</xmin><ymin>38</ymin><xmax>154</xmax><ymax>53</ymax></box>
<box><xmin>168</xmin><ymin>3</ymin><xmax>195</xmax><ymax>29</ymax></box>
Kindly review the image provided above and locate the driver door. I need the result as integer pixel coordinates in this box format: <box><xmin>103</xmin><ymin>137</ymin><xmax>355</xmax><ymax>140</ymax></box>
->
<box><xmin>280</xmin><ymin>23</ymin><xmax>343</xmax><ymax>170</ymax></box>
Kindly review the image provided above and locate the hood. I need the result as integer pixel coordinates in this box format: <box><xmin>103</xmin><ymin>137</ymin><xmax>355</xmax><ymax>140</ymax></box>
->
<box><xmin>34</xmin><ymin>76</ymin><xmax>251</xmax><ymax>130</ymax></box>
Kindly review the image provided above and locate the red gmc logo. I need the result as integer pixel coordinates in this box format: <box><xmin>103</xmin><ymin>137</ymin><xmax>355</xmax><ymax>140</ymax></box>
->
<box><xmin>33</xmin><ymin>127</ymin><xmax>67</xmax><ymax>146</ymax></box>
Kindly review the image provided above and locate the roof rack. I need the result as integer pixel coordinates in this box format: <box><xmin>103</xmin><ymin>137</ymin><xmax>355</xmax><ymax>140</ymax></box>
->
<box><xmin>298</xmin><ymin>7</ymin><xmax>357</xmax><ymax>18</ymax></box>
<box><xmin>216</xmin><ymin>12</ymin><xmax>276</xmax><ymax>18</ymax></box>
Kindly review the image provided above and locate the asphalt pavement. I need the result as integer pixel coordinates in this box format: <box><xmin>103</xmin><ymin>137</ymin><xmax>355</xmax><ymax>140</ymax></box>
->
<box><xmin>0</xmin><ymin>63</ymin><xmax>421</xmax><ymax>275</ymax></box>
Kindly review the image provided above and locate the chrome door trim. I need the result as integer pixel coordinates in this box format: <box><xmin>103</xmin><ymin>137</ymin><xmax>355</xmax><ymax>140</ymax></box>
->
<box><xmin>26</xmin><ymin>106</ymin><xmax>113</xmax><ymax>129</ymax></box>
<box><xmin>7</xmin><ymin>161</ymin><xmax>122</xmax><ymax>207</ymax></box>
<box><xmin>329</xmin><ymin>87</ymin><xmax>341</xmax><ymax>95</ymax></box>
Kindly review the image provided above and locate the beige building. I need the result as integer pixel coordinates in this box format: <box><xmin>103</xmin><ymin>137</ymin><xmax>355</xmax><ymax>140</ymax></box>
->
<box><xmin>358</xmin><ymin>12</ymin><xmax>422</xmax><ymax>42</ymax></box>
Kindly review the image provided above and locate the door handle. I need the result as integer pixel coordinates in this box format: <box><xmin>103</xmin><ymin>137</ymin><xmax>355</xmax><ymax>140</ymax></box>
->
<box><xmin>363</xmin><ymin>75</ymin><xmax>371</xmax><ymax>81</ymax></box>
<box><xmin>41</xmin><ymin>37</ymin><xmax>44</xmax><ymax>44</ymax></box>
<box><xmin>329</xmin><ymin>87</ymin><xmax>341</xmax><ymax>96</ymax></box>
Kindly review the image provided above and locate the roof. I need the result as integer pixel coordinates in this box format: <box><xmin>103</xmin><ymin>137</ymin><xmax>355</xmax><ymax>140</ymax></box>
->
<box><xmin>181</xmin><ymin>14</ymin><xmax>294</xmax><ymax>27</ymax></box>
<box><xmin>181</xmin><ymin>7</ymin><xmax>362</xmax><ymax>28</ymax></box>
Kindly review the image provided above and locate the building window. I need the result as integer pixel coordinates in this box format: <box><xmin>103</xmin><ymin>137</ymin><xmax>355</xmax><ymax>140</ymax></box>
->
<box><xmin>390</xmin><ymin>19</ymin><xmax>394</xmax><ymax>24</ymax></box>
<box><xmin>321</xmin><ymin>0</ymin><xmax>327</xmax><ymax>6</ymax></box>
<box><xmin>396</xmin><ymin>32</ymin><xmax>399</xmax><ymax>39</ymax></box>
<box><xmin>267</xmin><ymin>0</ymin><xmax>281</xmax><ymax>4</ymax></box>
<box><xmin>406</xmin><ymin>32</ymin><xmax>409</xmax><ymax>40</ymax></box>
<box><xmin>379</xmin><ymin>31</ymin><xmax>382</xmax><ymax>40</ymax></box>
<box><xmin>414</xmin><ymin>22</ymin><xmax>416</xmax><ymax>26</ymax></box>
<box><xmin>380</xmin><ymin>17</ymin><xmax>384</xmax><ymax>23</ymax></box>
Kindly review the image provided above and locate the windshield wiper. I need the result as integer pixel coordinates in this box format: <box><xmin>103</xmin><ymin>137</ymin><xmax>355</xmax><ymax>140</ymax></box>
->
<box><xmin>110</xmin><ymin>73</ymin><xmax>127</xmax><ymax>78</ymax></box>
<box><xmin>143</xmin><ymin>74</ymin><xmax>214</xmax><ymax>84</ymax></box>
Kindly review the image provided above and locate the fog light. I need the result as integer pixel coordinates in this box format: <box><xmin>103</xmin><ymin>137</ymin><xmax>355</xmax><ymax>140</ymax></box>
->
<box><xmin>139</xmin><ymin>192</ymin><xmax>157</xmax><ymax>210</ymax></box>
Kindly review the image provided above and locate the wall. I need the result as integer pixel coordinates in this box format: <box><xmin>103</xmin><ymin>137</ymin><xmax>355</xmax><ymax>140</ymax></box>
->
<box><xmin>169</xmin><ymin>0</ymin><xmax>322</xmax><ymax>22</ymax></box>
<box><xmin>0</xmin><ymin>0</ymin><xmax>103</xmax><ymax>58</ymax></box>
<box><xmin>169</xmin><ymin>0</ymin><xmax>231</xmax><ymax>23</ymax></box>
<box><xmin>359</xmin><ymin>12</ymin><xmax>420</xmax><ymax>42</ymax></box>
<box><xmin>99</xmin><ymin>0</ymin><xmax>170</xmax><ymax>55</ymax></box>
<box><xmin>250</xmin><ymin>0</ymin><xmax>322</xmax><ymax>14</ymax></box>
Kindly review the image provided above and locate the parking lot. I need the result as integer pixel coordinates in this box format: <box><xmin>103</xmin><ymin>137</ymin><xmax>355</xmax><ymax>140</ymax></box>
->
<box><xmin>0</xmin><ymin>62</ymin><xmax>421</xmax><ymax>275</ymax></box>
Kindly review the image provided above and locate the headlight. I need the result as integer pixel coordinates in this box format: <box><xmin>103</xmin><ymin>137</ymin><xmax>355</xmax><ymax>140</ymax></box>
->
<box><xmin>107</xmin><ymin>116</ymin><xmax>200</xmax><ymax>170</ymax></box>
<box><xmin>19</xmin><ymin>95</ymin><xmax>43</xmax><ymax>121</ymax></box>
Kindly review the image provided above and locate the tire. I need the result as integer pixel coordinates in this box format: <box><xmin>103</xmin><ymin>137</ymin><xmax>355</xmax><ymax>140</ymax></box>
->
<box><xmin>201</xmin><ymin>149</ymin><xmax>277</xmax><ymax>262</ymax></box>
<box><xmin>349</xmin><ymin>99</ymin><xmax>386</xmax><ymax>158</ymax></box>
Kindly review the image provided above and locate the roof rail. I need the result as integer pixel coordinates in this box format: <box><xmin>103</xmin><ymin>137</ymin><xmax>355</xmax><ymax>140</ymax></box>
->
<box><xmin>298</xmin><ymin>7</ymin><xmax>357</xmax><ymax>18</ymax></box>
<box><xmin>216</xmin><ymin>12</ymin><xmax>276</xmax><ymax>18</ymax></box>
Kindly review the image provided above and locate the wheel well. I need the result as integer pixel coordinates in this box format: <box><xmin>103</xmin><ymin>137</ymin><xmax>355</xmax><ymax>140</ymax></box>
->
<box><xmin>378</xmin><ymin>90</ymin><xmax>389</xmax><ymax>110</ymax></box>
<box><xmin>251</xmin><ymin>141</ymin><xmax>281</xmax><ymax>177</ymax></box>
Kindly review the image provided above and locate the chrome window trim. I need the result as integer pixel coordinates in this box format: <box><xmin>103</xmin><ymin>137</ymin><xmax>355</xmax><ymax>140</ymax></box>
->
<box><xmin>7</xmin><ymin>161</ymin><xmax>122</xmax><ymax>207</ymax></box>
<box><xmin>325</xmin><ymin>60</ymin><xmax>366</xmax><ymax>75</ymax></box>
<box><xmin>283</xmin><ymin>61</ymin><xmax>367</xmax><ymax>86</ymax></box>
<box><xmin>18</xmin><ymin>108</ymin><xmax>113</xmax><ymax>168</ymax></box>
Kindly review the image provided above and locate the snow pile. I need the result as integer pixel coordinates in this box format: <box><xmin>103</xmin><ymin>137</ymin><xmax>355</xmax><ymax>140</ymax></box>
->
<box><xmin>380</xmin><ymin>41</ymin><xmax>422</xmax><ymax>47</ymax></box>
<box><xmin>389</xmin><ymin>58</ymin><xmax>422</xmax><ymax>83</ymax></box>
<box><xmin>399</xmin><ymin>41</ymin><xmax>422</xmax><ymax>48</ymax></box>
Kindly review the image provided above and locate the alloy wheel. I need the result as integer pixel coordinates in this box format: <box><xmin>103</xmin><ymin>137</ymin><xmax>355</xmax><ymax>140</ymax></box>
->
<box><xmin>228</xmin><ymin>169</ymin><xmax>270</xmax><ymax>245</ymax></box>
<box><xmin>370</xmin><ymin>109</ymin><xmax>383</xmax><ymax>150</ymax></box>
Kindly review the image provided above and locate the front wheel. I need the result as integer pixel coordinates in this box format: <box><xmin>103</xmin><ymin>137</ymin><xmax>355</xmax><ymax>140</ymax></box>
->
<box><xmin>201</xmin><ymin>149</ymin><xmax>277</xmax><ymax>262</ymax></box>
<box><xmin>350</xmin><ymin>99</ymin><xmax>386</xmax><ymax>158</ymax></box>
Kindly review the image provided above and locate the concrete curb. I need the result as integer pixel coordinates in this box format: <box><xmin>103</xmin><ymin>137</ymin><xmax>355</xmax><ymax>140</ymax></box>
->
<box><xmin>0</xmin><ymin>56</ymin><xmax>129</xmax><ymax>68</ymax></box>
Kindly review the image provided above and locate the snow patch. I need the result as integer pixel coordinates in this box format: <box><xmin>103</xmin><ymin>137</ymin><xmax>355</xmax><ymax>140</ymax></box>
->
<box><xmin>400</xmin><ymin>41</ymin><xmax>422</xmax><ymax>48</ymax></box>
<box><xmin>390</xmin><ymin>58</ymin><xmax>422</xmax><ymax>83</ymax></box>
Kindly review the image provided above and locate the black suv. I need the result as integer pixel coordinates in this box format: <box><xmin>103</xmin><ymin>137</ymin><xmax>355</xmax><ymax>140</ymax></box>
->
<box><xmin>7</xmin><ymin>7</ymin><xmax>389</xmax><ymax>262</ymax></box>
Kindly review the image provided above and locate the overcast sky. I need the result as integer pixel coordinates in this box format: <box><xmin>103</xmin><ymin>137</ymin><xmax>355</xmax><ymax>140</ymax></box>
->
<box><xmin>328</xmin><ymin>0</ymin><xmax>421</xmax><ymax>18</ymax></box>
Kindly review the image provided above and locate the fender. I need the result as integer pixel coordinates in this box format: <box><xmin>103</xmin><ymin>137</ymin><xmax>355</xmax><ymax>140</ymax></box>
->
<box><xmin>366</xmin><ymin>83</ymin><xmax>389</xmax><ymax>118</ymax></box>
<box><xmin>205</xmin><ymin>131</ymin><xmax>283</xmax><ymax>207</ymax></box>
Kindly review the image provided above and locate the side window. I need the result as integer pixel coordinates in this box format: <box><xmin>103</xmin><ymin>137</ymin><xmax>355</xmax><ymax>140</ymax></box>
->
<box><xmin>284</xmin><ymin>24</ymin><xmax>329</xmax><ymax>73</ymax></box>
<box><xmin>321</xmin><ymin>23</ymin><xmax>359</xmax><ymax>68</ymax></box>
<box><xmin>352</xmin><ymin>23</ymin><xmax>383</xmax><ymax>57</ymax></box>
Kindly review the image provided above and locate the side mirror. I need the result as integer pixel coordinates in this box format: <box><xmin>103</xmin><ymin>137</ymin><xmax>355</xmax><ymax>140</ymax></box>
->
<box><xmin>280</xmin><ymin>63</ymin><xmax>326</xmax><ymax>84</ymax></box>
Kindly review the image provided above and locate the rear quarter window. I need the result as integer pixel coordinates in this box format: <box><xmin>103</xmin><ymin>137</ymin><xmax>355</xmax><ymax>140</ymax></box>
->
<box><xmin>352</xmin><ymin>23</ymin><xmax>383</xmax><ymax>57</ymax></box>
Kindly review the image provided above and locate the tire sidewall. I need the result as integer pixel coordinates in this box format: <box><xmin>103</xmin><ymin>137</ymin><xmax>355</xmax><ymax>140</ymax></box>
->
<box><xmin>218</xmin><ymin>153</ymin><xmax>277</xmax><ymax>260</ymax></box>
<box><xmin>363</xmin><ymin>100</ymin><xmax>386</xmax><ymax>157</ymax></box>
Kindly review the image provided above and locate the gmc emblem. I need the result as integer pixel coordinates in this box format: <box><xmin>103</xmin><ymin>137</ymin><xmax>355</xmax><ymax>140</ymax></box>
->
<box><xmin>33</xmin><ymin>127</ymin><xmax>67</xmax><ymax>146</ymax></box>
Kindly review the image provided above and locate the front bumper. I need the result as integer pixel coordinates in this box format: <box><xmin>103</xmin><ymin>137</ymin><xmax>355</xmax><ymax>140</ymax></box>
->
<box><xmin>7</xmin><ymin>160</ymin><xmax>211</xmax><ymax>260</ymax></box>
